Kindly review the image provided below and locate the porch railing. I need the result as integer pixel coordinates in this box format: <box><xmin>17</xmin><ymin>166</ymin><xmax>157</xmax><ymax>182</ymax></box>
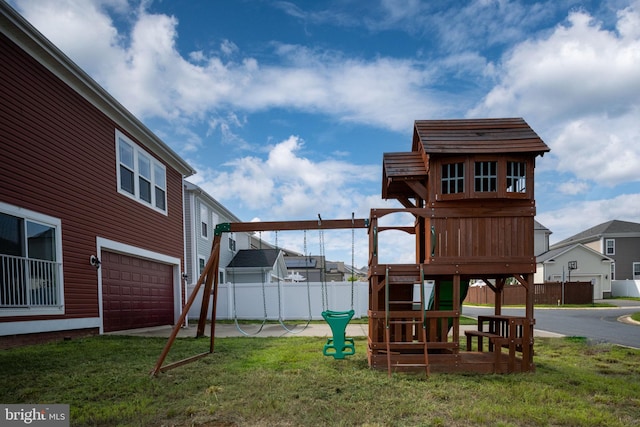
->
<box><xmin>0</xmin><ymin>254</ymin><xmax>61</xmax><ymax>308</ymax></box>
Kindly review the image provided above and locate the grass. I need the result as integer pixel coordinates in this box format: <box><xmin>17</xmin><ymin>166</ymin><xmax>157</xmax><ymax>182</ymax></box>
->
<box><xmin>631</xmin><ymin>312</ymin><xmax>640</xmax><ymax>322</ymax></box>
<box><xmin>2</xmin><ymin>335</ymin><xmax>640</xmax><ymax>426</ymax></box>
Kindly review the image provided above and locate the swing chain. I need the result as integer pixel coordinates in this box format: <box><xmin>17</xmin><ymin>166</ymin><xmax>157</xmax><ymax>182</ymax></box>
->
<box><xmin>351</xmin><ymin>213</ymin><xmax>355</xmax><ymax>310</ymax></box>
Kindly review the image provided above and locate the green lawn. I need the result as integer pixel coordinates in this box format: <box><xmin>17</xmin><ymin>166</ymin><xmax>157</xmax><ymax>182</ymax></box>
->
<box><xmin>2</xmin><ymin>335</ymin><xmax>639</xmax><ymax>426</ymax></box>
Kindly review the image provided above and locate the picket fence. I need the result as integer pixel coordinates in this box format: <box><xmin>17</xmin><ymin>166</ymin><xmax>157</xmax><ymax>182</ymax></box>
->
<box><xmin>187</xmin><ymin>281</ymin><xmax>369</xmax><ymax>321</ymax></box>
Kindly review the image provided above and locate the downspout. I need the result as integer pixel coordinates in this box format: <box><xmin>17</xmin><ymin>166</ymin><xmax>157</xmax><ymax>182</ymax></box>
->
<box><xmin>181</xmin><ymin>177</ymin><xmax>189</xmax><ymax>327</ymax></box>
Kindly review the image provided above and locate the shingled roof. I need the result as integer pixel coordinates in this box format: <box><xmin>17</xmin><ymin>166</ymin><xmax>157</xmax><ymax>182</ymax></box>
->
<box><xmin>551</xmin><ymin>220</ymin><xmax>640</xmax><ymax>248</ymax></box>
<box><xmin>412</xmin><ymin>117</ymin><xmax>550</xmax><ymax>155</ymax></box>
<box><xmin>227</xmin><ymin>249</ymin><xmax>280</xmax><ymax>268</ymax></box>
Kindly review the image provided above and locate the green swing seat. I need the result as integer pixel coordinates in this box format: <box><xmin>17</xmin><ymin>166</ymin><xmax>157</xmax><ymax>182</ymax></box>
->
<box><xmin>321</xmin><ymin>309</ymin><xmax>355</xmax><ymax>359</ymax></box>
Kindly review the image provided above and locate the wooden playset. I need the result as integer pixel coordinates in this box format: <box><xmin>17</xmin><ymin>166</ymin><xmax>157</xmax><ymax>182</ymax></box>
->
<box><xmin>152</xmin><ymin>117</ymin><xmax>549</xmax><ymax>377</ymax></box>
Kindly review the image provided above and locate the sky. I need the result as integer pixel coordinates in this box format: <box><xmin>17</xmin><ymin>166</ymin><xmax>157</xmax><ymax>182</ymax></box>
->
<box><xmin>8</xmin><ymin>0</ymin><xmax>640</xmax><ymax>268</ymax></box>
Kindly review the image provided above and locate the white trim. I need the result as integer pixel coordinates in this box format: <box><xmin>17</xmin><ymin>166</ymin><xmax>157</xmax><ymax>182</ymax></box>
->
<box><xmin>96</xmin><ymin>237</ymin><xmax>182</xmax><ymax>334</ymax></box>
<box><xmin>0</xmin><ymin>201</ymin><xmax>65</xmax><ymax>317</ymax></box>
<box><xmin>605</xmin><ymin>238</ymin><xmax>615</xmax><ymax>256</ymax></box>
<box><xmin>0</xmin><ymin>317</ymin><xmax>100</xmax><ymax>336</ymax></box>
<box><xmin>115</xmin><ymin>129</ymin><xmax>168</xmax><ymax>216</ymax></box>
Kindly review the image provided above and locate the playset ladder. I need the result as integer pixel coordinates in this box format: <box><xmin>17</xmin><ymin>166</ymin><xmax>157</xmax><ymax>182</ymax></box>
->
<box><xmin>384</xmin><ymin>266</ymin><xmax>430</xmax><ymax>378</ymax></box>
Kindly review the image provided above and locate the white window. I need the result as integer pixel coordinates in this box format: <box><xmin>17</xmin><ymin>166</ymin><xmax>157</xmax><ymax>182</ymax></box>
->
<box><xmin>611</xmin><ymin>263</ymin><xmax>615</xmax><ymax>280</ymax></box>
<box><xmin>200</xmin><ymin>204</ymin><xmax>208</xmax><ymax>239</ymax></box>
<box><xmin>198</xmin><ymin>257</ymin><xmax>206</xmax><ymax>275</ymax></box>
<box><xmin>116</xmin><ymin>130</ymin><xmax>167</xmax><ymax>214</ymax></box>
<box><xmin>228</xmin><ymin>233</ymin><xmax>236</xmax><ymax>252</ymax></box>
<box><xmin>0</xmin><ymin>202</ymin><xmax>64</xmax><ymax>316</ymax></box>
<box><xmin>605</xmin><ymin>239</ymin><xmax>615</xmax><ymax>256</ymax></box>
<box><xmin>633</xmin><ymin>263</ymin><xmax>640</xmax><ymax>280</ymax></box>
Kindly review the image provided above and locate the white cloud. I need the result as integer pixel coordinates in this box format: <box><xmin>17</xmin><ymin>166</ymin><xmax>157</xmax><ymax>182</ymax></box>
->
<box><xmin>472</xmin><ymin>5</ymin><xmax>640</xmax><ymax>187</ymax></box>
<box><xmin>12</xmin><ymin>0</ymin><xmax>444</xmax><ymax>134</ymax></box>
<box><xmin>190</xmin><ymin>135</ymin><xmax>379</xmax><ymax>219</ymax></box>
<box><xmin>556</xmin><ymin>179</ymin><xmax>590</xmax><ymax>196</ymax></box>
<box><xmin>537</xmin><ymin>193</ymin><xmax>640</xmax><ymax>244</ymax></box>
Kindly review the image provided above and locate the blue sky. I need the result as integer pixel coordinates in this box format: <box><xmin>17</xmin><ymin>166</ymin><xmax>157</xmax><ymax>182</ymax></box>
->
<box><xmin>10</xmin><ymin>0</ymin><xmax>640</xmax><ymax>268</ymax></box>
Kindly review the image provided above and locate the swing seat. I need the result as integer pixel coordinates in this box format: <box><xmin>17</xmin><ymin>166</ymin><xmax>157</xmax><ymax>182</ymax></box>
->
<box><xmin>321</xmin><ymin>309</ymin><xmax>355</xmax><ymax>359</ymax></box>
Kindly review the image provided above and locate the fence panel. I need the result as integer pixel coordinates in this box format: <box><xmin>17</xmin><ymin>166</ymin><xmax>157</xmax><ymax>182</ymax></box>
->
<box><xmin>465</xmin><ymin>282</ymin><xmax>593</xmax><ymax>306</ymax></box>
<box><xmin>187</xmin><ymin>281</ymin><xmax>369</xmax><ymax>321</ymax></box>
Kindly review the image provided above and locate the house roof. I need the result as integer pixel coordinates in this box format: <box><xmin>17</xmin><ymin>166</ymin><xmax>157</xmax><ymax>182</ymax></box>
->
<box><xmin>0</xmin><ymin>1</ymin><xmax>195</xmax><ymax>177</ymax></box>
<box><xmin>227</xmin><ymin>249</ymin><xmax>280</xmax><ymax>268</ymax></box>
<box><xmin>184</xmin><ymin>181</ymin><xmax>241</xmax><ymax>223</ymax></box>
<box><xmin>534</xmin><ymin>220</ymin><xmax>550</xmax><ymax>232</ymax></box>
<box><xmin>412</xmin><ymin>118</ymin><xmax>550</xmax><ymax>156</ymax></box>
<box><xmin>551</xmin><ymin>219</ymin><xmax>640</xmax><ymax>248</ymax></box>
<box><xmin>537</xmin><ymin>243</ymin><xmax>613</xmax><ymax>263</ymax></box>
<box><xmin>285</xmin><ymin>257</ymin><xmax>318</xmax><ymax>269</ymax></box>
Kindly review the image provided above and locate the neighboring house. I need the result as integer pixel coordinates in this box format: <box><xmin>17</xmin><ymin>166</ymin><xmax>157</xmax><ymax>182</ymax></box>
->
<box><xmin>535</xmin><ymin>244</ymin><xmax>613</xmax><ymax>299</ymax></box>
<box><xmin>0</xmin><ymin>2</ymin><xmax>195</xmax><ymax>345</ymax></box>
<box><xmin>550</xmin><ymin>220</ymin><xmax>640</xmax><ymax>281</ymax></box>
<box><xmin>534</xmin><ymin>220</ymin><xmax>551</xmax><ymax>256</ymax></box>
<box><xmin>183</xmin><ymin>181</ymin><xmax>252</xmax><ymax>287</ymax></box>
<box><xmin>283</xmin><ymin>255</ymin><xmax>349</xmax><ymax>282</ymax></box>
<box><xmin>226</xmin><ymin>249</ymin><xmax>287</xmax><ymax>284</ymax></box>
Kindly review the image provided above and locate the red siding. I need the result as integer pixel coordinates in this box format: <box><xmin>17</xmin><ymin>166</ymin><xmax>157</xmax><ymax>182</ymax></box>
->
<box><xmin>0</xmin><ymin>34</ymin><xmax>184</xmax><ymax>323</ymax></box>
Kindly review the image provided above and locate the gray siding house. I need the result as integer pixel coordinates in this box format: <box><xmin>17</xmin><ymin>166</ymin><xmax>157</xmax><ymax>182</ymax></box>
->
<box><xmin>550</xmin><ymin>220</ymin><xmax>640</xmax><ymax>281</ymax></box>
<box><xmin>183</xmin><ymin>181</ymin><xmax>252</xmax><ymax>287</ymax></box>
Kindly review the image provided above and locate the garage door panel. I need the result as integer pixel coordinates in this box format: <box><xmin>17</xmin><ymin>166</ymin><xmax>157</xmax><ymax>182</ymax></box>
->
<box><xmin>102</xmin><ymin>251</ymin><xmax>174</xmax><ymax>332</ymax></box>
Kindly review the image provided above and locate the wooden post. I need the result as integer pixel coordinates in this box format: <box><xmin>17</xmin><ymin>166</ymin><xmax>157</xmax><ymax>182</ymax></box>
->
<box><xmin>494</xmin><ymin>278</ymin><xmax>505</xmax><ymax>315</ymax></box>
<box><xmin>150</xmin><ymin>239</ymin><xmax>220</xmax><ymax>376</ymax></box>
<box><xmin>197</xmin><ymin>234</ymin><xmax>221</xmax><ymax>337</ymax></box>
<box><xmin>452</xmin><ymin>274</ymin><xmax>460</xmax><ymax>351</ymax></box>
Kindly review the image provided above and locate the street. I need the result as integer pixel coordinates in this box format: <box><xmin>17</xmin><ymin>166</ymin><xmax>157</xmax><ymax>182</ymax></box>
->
<box><xmin>462</xmin><ymin>300</ymin><xmax>640</xmax><ymax>349</ymax></box>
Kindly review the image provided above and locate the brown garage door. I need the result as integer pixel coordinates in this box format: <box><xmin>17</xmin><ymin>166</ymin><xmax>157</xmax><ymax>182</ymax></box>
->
<box><xmin>102</xmin><ymin>251</ymin><xmax>174</xmax><ymax>332</ymax></box>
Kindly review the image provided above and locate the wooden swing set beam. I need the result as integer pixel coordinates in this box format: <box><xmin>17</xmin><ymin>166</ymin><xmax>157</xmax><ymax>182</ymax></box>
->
<box><xmin>214</xmin><ymin>217</ymin><xmax>370</xmax><ymax>234</ymax></box>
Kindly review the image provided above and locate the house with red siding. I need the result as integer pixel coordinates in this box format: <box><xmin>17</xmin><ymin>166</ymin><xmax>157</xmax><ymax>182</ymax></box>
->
<box><xmin>0</xmin><ymin>1</ymin><xmax>196</xmax><ymax>346</ymax></box>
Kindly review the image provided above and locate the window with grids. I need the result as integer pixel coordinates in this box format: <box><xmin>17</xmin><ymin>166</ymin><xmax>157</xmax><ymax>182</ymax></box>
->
<box><xmin>605</xmin><ymin>239</ymin><xmax>615</xmax><ymax>255</ymax></box>
<box><xmin>441</xmin><ymin>162</ymin><xmax>465</xmax><ymax>194</ymax></box>
<box><xmin>474</xmin><ymin>161</ymin><xmax>497</xmax><ymax>192</ymax></box>
<box><xmin>116</xmin><ymin>130</ymin><xmax>167</xmax><ymax>214</ymax></box>
<box><xmin>200</xmin><ymin>204</ymin><xmax>208</xmax><ymax>238</ymax></box>
<box><xmin>633</xmin><ymin>263</ymin><xmax>640</xmax><ymax>280</ymax></box>
<box><xmin>506</xmin><ymin>161</ymin><xmax>526</xmax><ymax>193</ymax></box>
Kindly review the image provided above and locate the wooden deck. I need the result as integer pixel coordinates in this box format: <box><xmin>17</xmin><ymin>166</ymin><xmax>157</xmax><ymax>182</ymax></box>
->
<box><xmin>369</xmin><ymin>350</ymin><xmax>531</xmax><ymax>374</ymax></box>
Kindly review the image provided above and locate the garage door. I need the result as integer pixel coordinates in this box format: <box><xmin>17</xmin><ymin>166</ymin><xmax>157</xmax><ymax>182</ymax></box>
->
<box><xmin>102</xmin><ymin>251</ymin><xmax>175</xmax><ymax>332</ymax></box>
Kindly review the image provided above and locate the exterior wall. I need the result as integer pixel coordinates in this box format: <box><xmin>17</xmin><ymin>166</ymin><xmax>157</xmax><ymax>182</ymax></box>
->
<box><xmin>0</xmin><ymin>33</ymin><xmax>185</xmax><ymax>332</ymax></box>
<box><xmin>540</xmin><ymin>247</ymin><xmax>611</xmax><ymax>299</ymax></box>
<box><xmin>608</xmin><ymin>237</ymin><xmax>640</xmax><ymax>280</ymax></box>
<box><xmin>183</xmin><ymin>183</ymin><xmax>251</xmax><ymax>287</ymax></box>
<box><xmin>584</xmin><ymin>240</ymin><xmax>600</xmax><ymax>253</ymax></box>
<box><xmin>534</xmin><ymin>227</ymin><xmax>549</xmax><ymax>256</ymax></box>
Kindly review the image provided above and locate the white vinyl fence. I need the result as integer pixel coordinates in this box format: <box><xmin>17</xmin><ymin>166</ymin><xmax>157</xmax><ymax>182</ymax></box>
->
<box><xmin>611</xmin><ymin>280</ymin><xmax>640</xmax><ymax>297</ymax></box>
<box><xmin>187</xmin><ymin>281</ymin><xmax>369</xmax><ymax>321</ymax></box>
